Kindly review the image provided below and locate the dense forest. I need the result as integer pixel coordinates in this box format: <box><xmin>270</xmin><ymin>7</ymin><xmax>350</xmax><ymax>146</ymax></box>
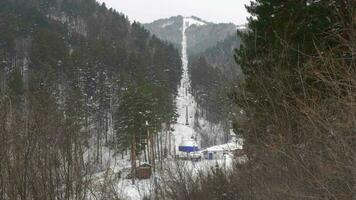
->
<box><xmin>185</xmin><ymin>21</ymin><xmax>237</xmax><ymax>56</ymax></box>
<box><xmin>189</xmin><ymin>34</ymin><xmax>242</xmax><ymax>125</ymax></box>
<box><xmin>234</xmin><ymin>0</ymin><xmax>356</xmax><ymax>198</ymax></box>
<box><xmin>0</xmin><ymin>0</ymin><xmax>181</xmax><ymax>199</ymax></box>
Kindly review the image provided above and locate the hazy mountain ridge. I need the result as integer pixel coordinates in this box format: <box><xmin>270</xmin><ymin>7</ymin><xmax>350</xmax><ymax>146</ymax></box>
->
<box><xmin>144</xmin><ymin>16</ymin><xmax>237</xmax><ymax>55</ymax></box>
<box><xmin>143</xmin><ymin>15</ymin><xmax>184</xmax><ymax>51</ymax></box>
<box><xmin>190</xmin><ymin>34</ymin><xmax>243</xmax><ymax>81</ymax></box>
<box><xmin>186</xmin><ymin>22</ymin><xmax>237</xmax><ymax>55</ymax></box>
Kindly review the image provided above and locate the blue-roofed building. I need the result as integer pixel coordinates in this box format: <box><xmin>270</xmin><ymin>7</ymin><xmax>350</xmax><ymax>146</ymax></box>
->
<box><xmin>178</xmin><ymin>139</ymin><xmax>199</xmax><ymax>153</ymax></box>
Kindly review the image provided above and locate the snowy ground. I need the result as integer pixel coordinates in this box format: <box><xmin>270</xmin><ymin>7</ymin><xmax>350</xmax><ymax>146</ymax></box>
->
<box><xmin>91</xmin><ymin>155</ymin><xmax>240</xmax><ymax>200</ymax></box>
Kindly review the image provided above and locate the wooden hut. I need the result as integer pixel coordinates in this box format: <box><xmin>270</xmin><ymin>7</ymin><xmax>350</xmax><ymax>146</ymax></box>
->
<box><xmin>136</xmin><ymin>163</ymin><xmax>152</xmax><ymax>179</ymax></box>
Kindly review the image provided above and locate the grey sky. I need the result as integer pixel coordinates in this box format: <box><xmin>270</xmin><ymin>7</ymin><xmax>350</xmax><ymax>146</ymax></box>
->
<box><xmin>97</xmin><ymin>0</ymin><xmax>251</xmax><ymax>25</ymax></box>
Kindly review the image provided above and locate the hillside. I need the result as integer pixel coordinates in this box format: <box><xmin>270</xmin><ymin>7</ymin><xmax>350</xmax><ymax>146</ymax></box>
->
<box><xmin>144</xmin><ymin>16</ymin><xmax>237</xmax><ymax>55</ymax></box>
<box><xmin>189</xmin><ymin>34</ymin><xmax>243</xmax><ymax>125</ymax></box>
<box><xmin>143</xmin><ymin>15</ymin><xmax>183</xmax><ymax>51</ymax></box>
<box><xmin>145</xmin><ymin>15</ymin><xmax>243</xmax><ymax>147</ymax></box>
<box><xmin>0</xmin><ymin>0</ymin><xmax>182</xmax><ymax>198</ymax></box>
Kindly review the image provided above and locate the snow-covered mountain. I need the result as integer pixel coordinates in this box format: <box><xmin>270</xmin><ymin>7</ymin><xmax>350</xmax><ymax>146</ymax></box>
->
<box><xmin>149</xmin><ymin>16</ymin><xmax>242</xmax><ymax>149</ymax></box>
<box><xmin>144</xmin><ymin>16</ymin><xmax>243</xmax><ymax>147</ymax></box>
<box><xmin>144</xmin><ymin>16</ymin><xmax>238</xmax><ymax>55</ymax></box>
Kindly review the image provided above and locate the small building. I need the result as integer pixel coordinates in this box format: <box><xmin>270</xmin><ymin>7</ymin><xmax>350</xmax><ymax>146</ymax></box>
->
<box><xmin>201</xmin><ymin>140</ymin><xmax>243</xmax><ymax>160</ymax></box>
<box><xmin>177</xmin><ymin>139</ymin><xmax>199</xmax><ymax>159</ymax></box>
<box><xmin>136</xmin><ymin>163</ymin><xmax>152</xmax><ymax>179</ymax></box>
<box><xmin>178</xmin><ymin>139</ymin><xmax>199</xmax><ymax>153</ymax></box>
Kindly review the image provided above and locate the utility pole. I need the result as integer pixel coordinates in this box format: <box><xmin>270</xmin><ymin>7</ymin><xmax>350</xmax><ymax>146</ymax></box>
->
<box><xmin>173</xmin><ymin>136</ymin><xmax>176</xmax><ymax>158</ymax></box>
<box><xmin>160</xmin><ymin>132</ymin><xmax>163</xmax><ymax>169</ymax></box>
<box><xmin>185</xmin><ymin>106</ymin><xmax>189</xmax><ymax>125</ymax></box>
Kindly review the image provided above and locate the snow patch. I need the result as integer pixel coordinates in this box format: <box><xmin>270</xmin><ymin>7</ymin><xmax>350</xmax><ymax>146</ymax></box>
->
<box><xmin>161</xmin><ymin>21</ymin><xmax>174</xmax><ymax>28</ymax></box>
<box><xmin>184</xmin><ymin>17</ymin><xmax>206</xmax><ymax>26</ymax></box>
<box><xmin>236</xmin><ymin>24</ymin><xmax>248</xmax><ymax>32</ymax></box>
<box><xmin>202</xmin><ymin>141</ymin><xmax>243</xmax><ymax>152</ymax></box>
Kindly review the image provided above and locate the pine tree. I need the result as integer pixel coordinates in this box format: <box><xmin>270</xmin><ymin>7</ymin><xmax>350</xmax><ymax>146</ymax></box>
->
<box><xmin>234</xmin><ymin>0</ymin><xmax>356</xmax><ymax>199</ymax></box>
<box><xmin>0</xmin><ymin>0</ymin><xmax>183</xmax><ymax>196</ymax></box>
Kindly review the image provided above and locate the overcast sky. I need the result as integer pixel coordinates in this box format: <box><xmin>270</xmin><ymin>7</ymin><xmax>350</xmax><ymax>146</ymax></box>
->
<box><xmin>97</xmin><ymin>0</ymin><xmax>251</xmax><ymax>25</ymax></box>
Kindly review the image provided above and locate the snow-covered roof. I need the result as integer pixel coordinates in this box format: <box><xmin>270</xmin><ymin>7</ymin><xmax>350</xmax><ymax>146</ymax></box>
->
<box><xmin>202</xmin><ymin>140</ymin><xmax>243</xmax><ymax>153</ymax></box>
<box><xmin>138</xmin><ymin>163</ymin><xmax>152</xmax><ymax>168</ymax></box>
<box><xmin>179</xmin><ymin>139</ymin><xmax>198</xmax><ymax>147</ymax></box>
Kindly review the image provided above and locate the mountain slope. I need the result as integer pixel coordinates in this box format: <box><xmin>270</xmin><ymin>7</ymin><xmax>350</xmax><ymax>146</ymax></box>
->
<box><xmin>189</xmin><ymin>33</ymin><xmax>242</xmax><ymax>122</ymax></box>
<box><xmin>144</xmin><ymin>16</ymin><xmax>237</xmax><ymax>55</ymax></box>
<box><xmin>143</xmin><ymin>15</ymin><xmax>183</xmax><ymax>50</ymax></box>
<box><xmin>189</xmin><ymin>34</ymin><xmax>243</xmax><ymax>146</ymax></box>
<box><xmin>145</xmin><ymin>15</ymin><xmax>242</xmax><ymax>146</ymax></box>
<box><xmin>0</xmin><ymin>0</ymin><xmax>182</xmax><ymax>198</ymax></box>
<box><xmin>190</xmin><ymin>34</ymin><xmax>243</xmax><ymax>82</ymax></box>
<box><xmin>186</xmin><ymin>21</ymin><xmax>237</xmax><ymax>55</ymax></box>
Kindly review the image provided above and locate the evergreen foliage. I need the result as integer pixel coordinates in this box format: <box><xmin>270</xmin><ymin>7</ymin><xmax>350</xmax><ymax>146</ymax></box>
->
<box><xmin>0</xmin><ymin>0</ymin><xmax>182</xmax><ymax>198</ymax></box>
<box><xmin>233</xmin><ymin>0</ymin><xmax>356</xmax><ymax>199</ymax></box>
<box><xmin>189</xmin><ymin>34</ymin><xmax>242</xmax><ymax>125</ymax></box>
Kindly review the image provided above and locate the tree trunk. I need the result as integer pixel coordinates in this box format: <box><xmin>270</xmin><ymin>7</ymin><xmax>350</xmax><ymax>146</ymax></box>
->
<box><xmin>144</xmin><ymin>143</ymin><xmax>147</xmax><ymax>163</ymax></box>
<box><xmin>164</xmin><ymin>128</ymin><xmax>168</xmax><ymax>158</ymax></box>
<box><xmin>131</xmin><ymin>135</ymin><xmax>136</xmax><ymax>185</ymax></box>
<box><xmin>150</xmin><ymin>130</ymin><xmax>155</xmax><ymax>173</ymax></box>
<box><xmin>96</xmin><ymin>121</ymin><xmax>100</xmax><ymax>164</ymax></box>
<box><xmin>156</xmin><ymin>134</ymin><xmax>160</xmax><ymax>163</ymax></box>
<box><xmin>168</xmin><ymin>129</ymin><xmax>171</xmax><ymax>156</ymax></box>
<box><xmin>160</xmin><ymin>132</ymin><xmax>163</xmax><ymax>169</ymax></box>
<box><xmin>147</xmin><ymin>128</ymin><xmax>151</xmax><ymax>164</ymax></box>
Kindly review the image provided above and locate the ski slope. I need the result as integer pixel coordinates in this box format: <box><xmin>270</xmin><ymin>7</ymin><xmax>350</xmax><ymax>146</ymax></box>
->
<box><xmin>172</xmin><ymin>17</ymin><xmax>202</xmax><ymax>156</ymax></box>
